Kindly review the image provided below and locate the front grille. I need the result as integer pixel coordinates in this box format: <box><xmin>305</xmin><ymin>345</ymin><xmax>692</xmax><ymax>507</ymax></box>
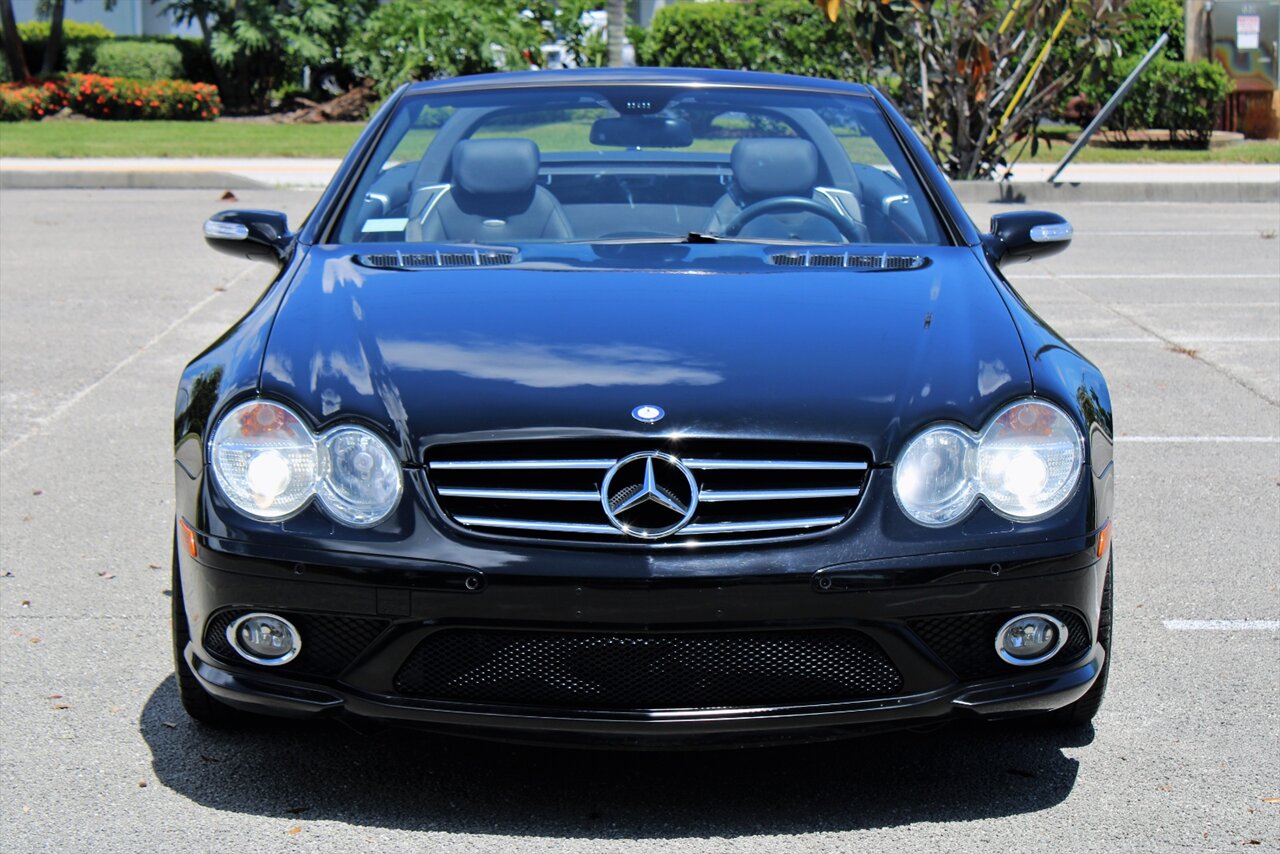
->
<box><xmin>203</xmin><ymin>609</ymin><xmax>388</xmax><ymax>677</ymax></box>
<box><xmin>393</xmin><ymin>628</ymin><xmax>902</xmax><ymax>710</ymax></box>
<box><xmin>426</xmin><ymin>438</ymin><xmax>871</xmax><ymax>545</ymax></box>
<box><xmin>910</xmin><ymin>609</ymin><xmax>1091</xmax><ymax>681</ymax></box>
<box><xmin>770</xmin><ymin>252</ymin><xmax>926</xmax><ymax>270</ymax></box>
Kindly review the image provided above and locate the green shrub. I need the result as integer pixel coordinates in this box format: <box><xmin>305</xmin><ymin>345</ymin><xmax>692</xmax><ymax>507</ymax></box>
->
<box><xmin>344</xmin><ymin>0</ymin><xmax>554</xmax><ymax>96</ymax></box>
<box><xmin>17</xmin><ymin>19</ymin><xmax>115</xmax><ymax>73</ymax></box>
<box><xmin>90</xmin><ymin>40</ymin><xmax>185</xmax><ymax>80</ymax></box>
<box><xmin>636</xmin><ymin>0</ymin><xmax>868</xmax><ymax>82</ymax></box>
<box><xmin>1083</xmin><ymin>57</ymin><xmax>1231</xmax><ymax>146</ymax></box>
<box><xmin>1116</xmin><ymin>0</ymin><xmax>1184</xmax><ymax>60</ymax></box>
<box><xmin>16</xmin><ymin>19</ymin><xmax>114</xmax><ymax>42</ymax></box>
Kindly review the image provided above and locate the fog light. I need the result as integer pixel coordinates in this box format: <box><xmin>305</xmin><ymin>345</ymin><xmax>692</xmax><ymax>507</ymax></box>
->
<box><xmin>227</xmin><ymin>612</ymin><xmax>301</xmax><ymax>666</ymax></box>
<box><xmin>995</xmin><ymin>613</ymin><xmax>1068</xmax><ymax>666</ymax></box>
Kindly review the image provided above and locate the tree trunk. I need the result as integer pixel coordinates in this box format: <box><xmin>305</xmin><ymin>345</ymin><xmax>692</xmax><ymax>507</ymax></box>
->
<box><xmin>40</xmin><ymin>0</ymin><xmax>64</xmax><ymax>77</ymax></box>
<box><xmin>0</xmin><ymin>0</ymin><xmax>31</xmax><ymax>80</ymax></box>
<box><xmin>607</xmin><ymin>0</ymin><xmax>625</xmax><ymax>68</ymax></box>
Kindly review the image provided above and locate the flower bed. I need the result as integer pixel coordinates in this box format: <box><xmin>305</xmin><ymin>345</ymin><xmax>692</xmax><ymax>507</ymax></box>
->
<box><xmin>0</xmin><ymin>79</ymin><xmax>69</xmax><ymax>121</ymax></box>
<box><xmin>0</xmin><ymin>75</ymin><xmax>221</xmax><ymax>121</ymax></box>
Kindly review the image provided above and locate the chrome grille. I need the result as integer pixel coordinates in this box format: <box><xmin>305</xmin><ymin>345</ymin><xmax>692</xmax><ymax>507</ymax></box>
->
<box><xmin>426</xmin><ymin>439</ymin><xmax>871</xmax><ymax>545</ymax></box>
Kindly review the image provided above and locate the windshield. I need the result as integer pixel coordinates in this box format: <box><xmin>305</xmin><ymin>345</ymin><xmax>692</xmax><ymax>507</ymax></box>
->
<box><xmin>335</xmin><ymin>84</ymin><xmax>946</xmax><ymax>248</ymax></box>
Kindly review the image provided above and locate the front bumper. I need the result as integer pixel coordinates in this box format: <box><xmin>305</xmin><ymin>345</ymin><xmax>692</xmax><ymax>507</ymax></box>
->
<box><xmin>177</xmin><ymin>532</ymin><xmax>1109</xmax><ymax>745</ymax></box>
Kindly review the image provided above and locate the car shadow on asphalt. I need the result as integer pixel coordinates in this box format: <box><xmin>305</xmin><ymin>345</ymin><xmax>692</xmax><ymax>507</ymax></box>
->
<box><xmin>141</xmin><ymin>676</ymin><xmax>1091</xmax><ymax>836</ymax></box>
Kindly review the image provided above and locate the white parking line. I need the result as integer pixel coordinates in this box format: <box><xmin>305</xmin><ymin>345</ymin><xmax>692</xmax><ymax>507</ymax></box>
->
<box><xmin>1164</xmin><ymin>620</ymin><xmax>1280</xmax><ymax>631</ymax></box>
<box><xmin>1070</xmin><ymin>336</ymin><xmax>1280</xmax><ymax>343</ymax></box>
<box><xmin>0</xmin><ymin>265</ymin><xmax>257</xmax><ymax>460</ymax></box>
<box><xmin>1116</xmin><ymin>436</ymin><xmax>1280</xmax><ymax>443</ymax></box>
<box><xmin>1078</xmin><ymin>231</ymin><xmax>1278</xmax><ymax>237</ymax></box>
<box><xmin>1018</xmin><ymin>273</ymin><xmax>1279</xmax><ymax>280</ymax></box>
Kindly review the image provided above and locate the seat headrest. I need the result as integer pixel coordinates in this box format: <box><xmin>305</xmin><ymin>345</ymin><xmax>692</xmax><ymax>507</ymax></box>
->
<box><xmin>731</xmin><ymin>138</ymin><xmax>820</xmax><ymax>200</ymax></box>
<box><xmin>451</xmin><ymin>138</ymin><xmax>541</xmax><ymax>196</ymax></box>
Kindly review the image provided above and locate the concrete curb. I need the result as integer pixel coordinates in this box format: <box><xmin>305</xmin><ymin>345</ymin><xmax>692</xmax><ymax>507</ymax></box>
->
<box><xmin>2</xmin><ymin>168</ymin><xmax>1277</xmax><ymax>203</ymax></box>
<box><xmin>0</xmin><ymin>171</ymin><xmax>270</xmax><ymax>190</ymax></box>
<box><xmin>950</xmin><ymin>180</ymin><xmax>1280</xmax><ymax>204</ymax></box>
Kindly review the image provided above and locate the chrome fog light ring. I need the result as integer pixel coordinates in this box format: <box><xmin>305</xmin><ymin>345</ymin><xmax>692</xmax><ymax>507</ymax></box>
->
<box><xmin>226</xmin><ymin>612</ymin><xmax>302</xmax><ymax>666</ymax></box>
<box><xmin>994</xmin><ymin>612</ymin><xmax>1069</xmax><ymax>666</ymax></box>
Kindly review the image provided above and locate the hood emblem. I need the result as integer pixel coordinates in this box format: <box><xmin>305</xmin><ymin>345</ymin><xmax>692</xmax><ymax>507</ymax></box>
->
<box><xmin>601</xmin><ymin>452</ymin><xmax>698</xmax><ymax>539</ymax></box>
<box><xmin>631</xmin><ymin>404</ymin><xmax>665</xmax><ymax>424</ymax></box>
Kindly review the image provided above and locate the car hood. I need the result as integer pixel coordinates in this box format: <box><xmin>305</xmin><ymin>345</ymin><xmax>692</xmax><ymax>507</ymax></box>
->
<box><xmin>259</xmin><ymin>247</ymin><xmax>1032</xmax><ymax>461</ymax></box>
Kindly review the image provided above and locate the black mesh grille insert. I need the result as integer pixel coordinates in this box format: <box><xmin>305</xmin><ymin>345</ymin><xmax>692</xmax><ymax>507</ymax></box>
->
<box><xmin>909</xmin><ymin>609</ymin><xmax>1091</xmax><ymax>681</ymax></box>
<box><xmin>203</xmin><ymin>610</ymin><xmax>388</xmax><ymax>678</ymax></box>
<box><xmin>393</xmin><ymin>628</ymin><xmax>903</xmax><ymax>710</ymax></box>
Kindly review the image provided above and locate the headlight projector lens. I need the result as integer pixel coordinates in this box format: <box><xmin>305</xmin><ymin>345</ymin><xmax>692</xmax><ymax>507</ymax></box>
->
<box><xmin>227</xmin><ymin>612</ymin><xmax>301</xmax><ymax>666</ymax></box>
<box><xmin>995</xmin><ymin>613</ymin><xmax>1069</xmax><ymax>666</ymax></box>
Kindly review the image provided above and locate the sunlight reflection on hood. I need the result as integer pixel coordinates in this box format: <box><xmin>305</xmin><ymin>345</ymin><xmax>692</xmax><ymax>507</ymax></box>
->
<box><xmin>378</xmin><ymin>338</ymin><xmax>723</xmax><ymax>388</ymax></box>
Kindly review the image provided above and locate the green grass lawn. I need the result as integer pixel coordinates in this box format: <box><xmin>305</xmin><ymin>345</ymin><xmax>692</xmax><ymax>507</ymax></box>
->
<box><xmin>0</xmin><ymin>120</ymin><xmax>365</xmax><ymax>158</ymax></box>
<box><xmin>1020</xmin><ymin>139</ymin><xmax>1280</xmax><ymax>164</ymax></box>
<box><xmin>2</xmin><ymin>118</ymin><xmax>1278</xmax><ymax>164</ymax></box>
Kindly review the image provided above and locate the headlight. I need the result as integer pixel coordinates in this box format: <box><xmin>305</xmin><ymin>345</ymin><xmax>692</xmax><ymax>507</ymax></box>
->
<box><xmin>316</xmin><ymin>426</ymin><xmax>403</xmax><ymax>527</ymax></box>
<box><xmin>211</xmin><ymin>401</ymin><xmax>318</xmax><ymax>520</ymax></box>
<box><xmin>209</xmin><ymin>400</ymin><xmax>402</xmax><ymax>527</ymax></box>
<box><xmin>976</xmin><ymin>401</ymin><xmax>1083</xmax><ymax>519</ymax></box>
<box><xmin>893</xmin><ymin>399</ymin><xmax>1083</xmax><ymax>526</ymax></box>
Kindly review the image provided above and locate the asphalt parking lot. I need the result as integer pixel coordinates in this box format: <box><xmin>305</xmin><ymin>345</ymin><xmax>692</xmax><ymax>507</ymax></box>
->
<box><xmin>1</xmin><ymin>189</ymin><xmax>1277</xmax><ymax>852</ymax></box>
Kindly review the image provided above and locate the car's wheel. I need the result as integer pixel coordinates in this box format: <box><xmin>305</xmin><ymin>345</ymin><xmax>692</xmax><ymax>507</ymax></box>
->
<box><xmin>1040</xmin><ymin>555</ymin><xmax>1113</xmax><ymax>727</ymax></box>
<box><xmin>171</xmin><ymin>536</ymin><xmax>254</xmax><ymax>727</ymax></box>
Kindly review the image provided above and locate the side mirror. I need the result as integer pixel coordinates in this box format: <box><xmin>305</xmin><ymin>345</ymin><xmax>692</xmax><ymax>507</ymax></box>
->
<box><xmin>984</xmin><ymin>211</ymin><xmax>1072</xmax><ymax>266</ymax></box>
<box><xmin>203</xmin><ymin>210</ymin><xmax>293</xmax><ymax>265</ymax></box>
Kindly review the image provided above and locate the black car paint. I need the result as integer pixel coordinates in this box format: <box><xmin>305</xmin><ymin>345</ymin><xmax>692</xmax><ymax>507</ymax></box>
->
<box><xmin>175</xmin><ymin>69</ymin><xmax>1113</xmax><ymax>743</ymax></box>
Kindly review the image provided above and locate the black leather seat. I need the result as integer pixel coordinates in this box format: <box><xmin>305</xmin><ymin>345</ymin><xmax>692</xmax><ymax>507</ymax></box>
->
<box><xmin>408</xmin><ymin>139</ymin><xmax>572</xmax><ymax>243</ymax></box>
<box><xmin>703</xmin><ymin>138</ymin><xmax>853</xmax><ymax>242</ymax></box>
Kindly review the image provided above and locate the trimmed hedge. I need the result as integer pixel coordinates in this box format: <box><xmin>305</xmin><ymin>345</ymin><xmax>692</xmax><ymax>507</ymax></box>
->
<box><xmin>0</xmin><ymin>75</ymin><xmax>222</xmax><ymax>121</ymax></box>
<box><xmin>90</xmin><ymin>41</ymin><xmax>185</xmax><ymax>81</ymax></box>
<box><xmin>1084</xmin><ymin>58</ymin><xmax>1232</xmax><ymax>146</ymax></box>
<box><xmin>16</xmin><ymin>22</ymin><xmax>213</xmax><ymax>83</ymax></box>
<box><xmin>636</xmin><ymin>0</ymin><xmax>867</xmax><ymax>82</ymax></box>
<box><xmin>16</xmin><ymin>19</ymin><xmax>114</xmax><ymax>41</ymax></box>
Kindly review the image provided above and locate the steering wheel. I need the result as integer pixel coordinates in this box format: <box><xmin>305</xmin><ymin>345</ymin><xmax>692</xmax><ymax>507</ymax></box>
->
<box><xmin>722</xmin><ymin>196</ymin><xmax>864</xmax><ymax>242</ymax></box>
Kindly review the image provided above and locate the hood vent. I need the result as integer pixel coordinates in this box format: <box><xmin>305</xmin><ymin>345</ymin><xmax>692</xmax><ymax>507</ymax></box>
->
<box><xmin>357</xmin><ymin>249</ymin><xmax>515</xmax><ymax>269</ymax></box>
<box><xmin>770</xmin><ymin>252</ymin><xmax>926</xmax><ymax>270</ymax></box>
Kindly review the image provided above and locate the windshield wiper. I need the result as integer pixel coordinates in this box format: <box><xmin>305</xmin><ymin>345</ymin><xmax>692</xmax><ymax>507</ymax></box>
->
<box><xmin>567</xmin><ymin>233</ymin><xmax>845</xmax><ymax>246</ymax></box>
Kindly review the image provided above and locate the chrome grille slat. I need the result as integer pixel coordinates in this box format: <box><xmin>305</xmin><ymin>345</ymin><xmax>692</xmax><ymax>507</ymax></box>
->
<box><xmin>683</xmin><ymin>459</ymin><xmax>867</xmax><ymax>471</ymax></box>
<box><xmin>679</xmin><ymin>517</ymin><xmax>847</xmax><ymax>535</ymax></box>
<box><xmin>698</xmin><ymin>487</ymin><xmax>861</xmax><ymax>502</ymax></box>
<box><xmin>438</xmin><ymin>487</ymin><xmax>600</xmax><ymax>501</ymax></box>
<box><xmin>429</xmin><ymin>459</ymin><xmax>615</xmax><ymax>470</ymax></box>
<box><xmin>428</xmin><ymin>439</ymin><xmax>871</xmax><ymax>545</ymax></box>
<box><xmin>455</xmin><ymin>516</ymin><xmax>618</xmax><ymax>535</ymax></box>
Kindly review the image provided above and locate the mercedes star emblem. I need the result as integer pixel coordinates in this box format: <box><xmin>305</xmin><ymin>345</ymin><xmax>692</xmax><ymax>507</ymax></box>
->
<box><xmin>631</xmin><ymin>404</ymin><xmax>665</xmax><ymax>424</ymax></box>
<box><xmin>600</xmin><ymin>451</ymin><xmax>698</xmax><ymax>539</ymax></box>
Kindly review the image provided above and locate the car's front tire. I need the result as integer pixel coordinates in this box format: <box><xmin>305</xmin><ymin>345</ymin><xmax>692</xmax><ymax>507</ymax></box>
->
<box><xmin>171</xmin><ymin>535</ymin><xmax>256</xmax><ymax>727</ymax></box>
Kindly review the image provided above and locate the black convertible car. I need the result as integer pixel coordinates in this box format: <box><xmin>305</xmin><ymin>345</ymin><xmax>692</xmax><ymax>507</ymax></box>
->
<box><xmin>174</xmin><ymin>68</ymin><xmax>1114</xmax><ymax>745</ymax></box>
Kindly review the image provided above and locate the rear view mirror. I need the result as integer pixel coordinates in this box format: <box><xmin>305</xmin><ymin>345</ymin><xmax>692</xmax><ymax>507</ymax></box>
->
<box><xmin>203</xmin><ymin>209</ymin><xmax>293</xmax><ymax>265</ymax></box>
<box><xmin>590</xmin><ymin>116</ymin><xmax>694</xmax><ymax>148</ymax></box>
<box><xmin>984</xmin><ymin>211</ymin><xmax>1072</xmax><ymax>266</ymax></box>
